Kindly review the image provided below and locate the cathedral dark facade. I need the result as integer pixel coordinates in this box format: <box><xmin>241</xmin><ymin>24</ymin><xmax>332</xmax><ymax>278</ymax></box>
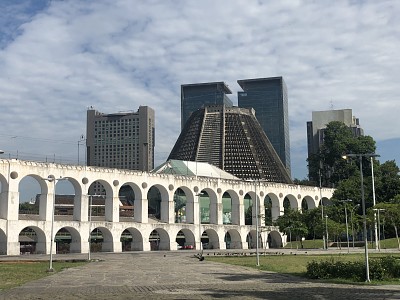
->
<box><xmin>168</xmin><ymin>105</ymin><xmax>292</xmax><ymax>183</ymax></box>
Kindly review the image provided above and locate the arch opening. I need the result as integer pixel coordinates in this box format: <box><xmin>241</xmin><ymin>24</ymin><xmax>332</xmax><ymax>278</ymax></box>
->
<box><xmin>174</xmin><ymin>188</ymin><xmax>187</xmax><ymax>223</ymax></box>
<box><xmin>222</xmin><ymin>192</ymin><xmax>232</xmax><ymax>224</ymax></box>
<box><xmin>244</xmin><ymin>194</ymin><xmax>252</xmax><ymax>225</ymax></box>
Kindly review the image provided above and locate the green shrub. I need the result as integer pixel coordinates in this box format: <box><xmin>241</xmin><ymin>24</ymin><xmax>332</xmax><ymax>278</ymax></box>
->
<box><xmin>306</xmin><ymin>256</ymin><xmax>400</xmax><ymax>281</ymax></box>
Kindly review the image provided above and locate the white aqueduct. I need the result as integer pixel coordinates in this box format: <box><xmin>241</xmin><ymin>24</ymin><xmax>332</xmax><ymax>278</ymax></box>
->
<box><xmin>0</xmin><ymin>159</ymin><xmax>334</xmax><ymax>255</ymax></box>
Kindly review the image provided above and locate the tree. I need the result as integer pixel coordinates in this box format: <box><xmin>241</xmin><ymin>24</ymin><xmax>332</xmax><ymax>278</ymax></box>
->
<box><xmin>274</xmin><ymin>209</ymin><xmax>308</xmax><ymax>248</ymax></box>
<box><xmin>308</xmin><ymin>121</ymin><xmax>376</xmax><ymax>187</ymax></box>
<box><xmin>302</xmin><ymin>207</ymin><xmax>324</xmax><ymax>240</ymax></box>
<box><xmin>375</xmin><ymin>160</ymin><xmax>400</xmax><ymax>203</ymax></box>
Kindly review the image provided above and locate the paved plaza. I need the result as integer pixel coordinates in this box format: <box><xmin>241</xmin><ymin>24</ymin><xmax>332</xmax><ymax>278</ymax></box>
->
<box><xmin>0</xmin><ymin>250</ymin><xmax>399</xmax><ymax>299</ymax></box>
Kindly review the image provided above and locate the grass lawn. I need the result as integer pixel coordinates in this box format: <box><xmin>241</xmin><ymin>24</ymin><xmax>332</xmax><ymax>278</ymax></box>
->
<box><xmin>0</xmin><ymin>260</ymin><xmax>87</xmax><ymax>290</ymax></box>
<box><xmin>207</xmin><ymin>252</ymin><xmax>400</xmax><ymax>284</ymax></box>
<box><xmin>284</xmin><ymin>237</ymin><xmax>400</xmax><ymax>250</ymax></box>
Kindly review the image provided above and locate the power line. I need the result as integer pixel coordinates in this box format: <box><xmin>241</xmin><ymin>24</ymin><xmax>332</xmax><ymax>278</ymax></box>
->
<box><xmin>0</xmin><ymin>134</ymin><xmax>78</xmax><ymax>145</ymax></box>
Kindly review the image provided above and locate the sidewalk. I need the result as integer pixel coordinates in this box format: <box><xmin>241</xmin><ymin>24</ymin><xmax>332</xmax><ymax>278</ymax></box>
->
<box><xmin>0</xmin><ymin>250</ymin><xmax>399</xmax><ymax>299</ymax></box>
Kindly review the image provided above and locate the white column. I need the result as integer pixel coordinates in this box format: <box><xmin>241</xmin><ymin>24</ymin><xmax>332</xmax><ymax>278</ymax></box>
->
<box><xmin>232</xmin><ymin>196</ymin><xmax>244</xmax><ymax>225</ymax></box>
<box><xmin>105</xmin><ymin>196</ymin><xmax>119</xmax><ymax>222</ymax></box>
<box><xmin>5</xmin><ymin>220</ymin><xmax>20</xmax><ymax>255</ymax></box>
<box><xmin>74</xmin><ymin>194</ymin><xmax>88</xmax><ymax>222</ymax></box>
<box><xmin>161</xmin><ymin>198</ymin><xmax>175</xmax><ymax>223</ymax></box>
<box><xmin>134</xmin><ymin>198</ymin><xmax>148</xmax><ymax>223</ymax></box>
<box><xmin>186</xmin><ymin>197</ymin><xmax>195</xmax><ymax>224</ymax></box>
<box><xmin>39</xmin><ymin>192</ymin><xmax>53</xmax><ymax>221</ymax></box>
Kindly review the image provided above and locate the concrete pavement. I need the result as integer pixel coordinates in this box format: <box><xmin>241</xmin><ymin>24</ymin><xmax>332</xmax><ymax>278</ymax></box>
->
<box><xmin>0</xmin><ymin>250</ymin><xmax>399</xmax><ymax>299</ymax></box>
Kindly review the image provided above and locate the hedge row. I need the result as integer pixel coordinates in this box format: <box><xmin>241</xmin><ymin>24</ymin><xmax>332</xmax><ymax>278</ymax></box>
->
<box><xmin>306</xmin><ymin>256</ymin><xmax>400</xmax><ymax>281</ymax></box>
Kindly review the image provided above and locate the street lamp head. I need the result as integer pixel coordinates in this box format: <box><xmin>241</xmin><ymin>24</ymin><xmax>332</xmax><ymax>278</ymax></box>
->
<box><xmin>0</xmin><ymin>150</ymin><xmax>4</xmax><ymax>154</ymax></box>
<box><xmin>342</xmin><ymin>153</ymin><xmax>380</xmax><ymax>159</ymax></box>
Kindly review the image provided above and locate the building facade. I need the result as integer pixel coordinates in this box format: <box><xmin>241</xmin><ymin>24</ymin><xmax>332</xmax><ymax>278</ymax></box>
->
<box><xmin>169</xmin><ymin>105</ymin><xmax>292</xmax><ymax>183</ymax></box>
<box><xmin>237</xmin><ymin>77</ymin><xmax>291</xmax><ymax>175</ymax></box>
<box><xmin>306</xmin><ymin>108</ymin><xmax>364</xmax><ymax>160</ymax></box>
<box><xmin>86</xmin><ymin>106</ymin><xmax>155</xmax><ymax>172</ymax></box>
<box><xmin>181</xmin><ymin>82</ymin><xmax>233</xmax><ymax>130</ymax></box>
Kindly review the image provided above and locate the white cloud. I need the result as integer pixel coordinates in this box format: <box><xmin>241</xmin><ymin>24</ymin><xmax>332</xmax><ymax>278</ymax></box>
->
<box><xmin>0</xmin><ymin>0</ymin><xmax>399</xmax><ymax>178</ymax></box>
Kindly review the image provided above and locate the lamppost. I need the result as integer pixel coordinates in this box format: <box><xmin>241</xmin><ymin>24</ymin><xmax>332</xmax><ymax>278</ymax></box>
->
<box><xmin>42</xmin><ymin>176</ymin><xmax>69</xmax><ymax>272</ymax></box>
<box><xmin>373</xmin><ymin>208</ymin><xmax>385</xmax><ymax>251</ymax></box>
<box><xmin>255</xmin><ymin>181</ymin><xmax>260</xmax><ymax>267</ymax></box>
<box><xmin>88</xmin><ymin>194</ymin><xmax>93</xmax><ymax>261</ymax></box>
<box><xmin>342</xmin><ymin>153</ymin><xmax>379</xmax><ymax>282</ymax></box>
<box><xmin>371</xmin><ymin>157</ymin><xmax>378</xmax><ymax>250</ymax></box>
<box><xmin>246</xmin><ymin>180</ymin><xmax>260</xmax><ymax>266</ymax></box>
<box><xmin>325</xmin><ymin>215</ymin><xmax>329</xmax><ymax>250</ymax></box>
<box><xmin>196</xmin><ymin>192</ymin><xmax>205</xmax><ymax>261</ymax></box>
<box><xmin>319</xmin><ymin>166</ymin><xmax>326</xmax><ymax>250</ymax></box>
<box><xmin>350</xmin><ymin>204</ymin><xmax>360</xmax><ymax>248</ymax></box>
<box><xmin>339</xmin><ymin>199</ymin><xmax>352</xmax><ymax>253</ymax></box>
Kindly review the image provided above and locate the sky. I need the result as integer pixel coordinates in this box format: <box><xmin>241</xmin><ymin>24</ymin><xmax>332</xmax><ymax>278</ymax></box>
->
<box><xmin>1</xmin><ymin>0</ymin><xmax>399</xmax><ymax>184</ymax></box>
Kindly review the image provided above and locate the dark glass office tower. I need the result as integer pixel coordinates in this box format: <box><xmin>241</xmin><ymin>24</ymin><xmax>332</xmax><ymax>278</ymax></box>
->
<box><xmin>237</xmin><ymin>77</ymin><xmax>291</xmax><ymax>175</ymax></box>
<box><xmin>181</xmin><ymin>82</ymin><xmax>233</xmax><ymax>129</ymax></box>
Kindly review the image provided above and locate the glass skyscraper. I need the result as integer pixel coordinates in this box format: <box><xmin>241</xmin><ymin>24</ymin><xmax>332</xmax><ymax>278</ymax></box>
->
<box><xmin>237</xmin><ymin>77</ymin><xmax>291</xmax><ymax>174</ymax></box>
<box><xmin>181</xmin><ymin>82</ymin><xmax>233</xmax><ymax>129</ymax></box>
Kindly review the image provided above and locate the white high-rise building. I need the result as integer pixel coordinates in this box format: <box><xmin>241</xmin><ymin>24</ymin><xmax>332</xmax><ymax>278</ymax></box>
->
<box><xmin>307</xmin><ymin>108</ymin><xmax>364</xmax><ymax>160</ymax></box>
<box><xmin>86</xmin><ymin>106</ymin><xmax>155</xmax><ymax>172</ymax></box>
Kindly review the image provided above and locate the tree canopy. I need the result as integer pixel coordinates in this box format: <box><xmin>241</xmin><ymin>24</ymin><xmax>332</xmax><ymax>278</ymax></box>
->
<box><xmin>308</xmin><ymin>121</ymin><xmax>376</xmax><ymax>187</ymax></box>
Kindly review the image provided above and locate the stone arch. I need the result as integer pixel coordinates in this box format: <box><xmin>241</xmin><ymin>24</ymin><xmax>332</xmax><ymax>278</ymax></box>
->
<box><xmin>264</xmin><ymin>193</ymin><xmax>281</xmax><ymax>221</ymax></box>
<box><xmin>223</xmin><ymin>189</ymin><xmax>240</xmax><ymax>225</ymax></box>
<box><xmin>225</xmin><ymin>229</ymin><xmax>242</xmax><ymax>249</ymax></box>
<box><xmin>87</xmin><ymin>178</ymin><xmax>113</xmax><ymax>196</ymax></box>
<box><xmin>88</xmin><ymin>179</ymin><xmax>114</xmax><ymax>222</ymax></box>
<box><xmin>55</xmin><ymin>226</ymin><xmax>82</xmax><ymax>254</ymax></box>
<box><xmin>302</xmin><ymin>196</ymin><xmax>315</xmax><ymax>212</ymax></box>
<box><xmin>173</xmin><ymin>188</ymin><xmax>188</xmax><ymax>224</ymax></box>
<box><xmin>120</xmin><ymin>227</ymin><xmax>143</xmax><ymax>251</ymax></box>
<box><xmin>246</xmin><ymin>229</ymin><xmax>263</xmax><ymax>249</ymax></box>
<box><xmin>175</xmin><ymin>228</ymin><xmax>196</xmax><ymax>250</ymax></box>
<box><xmin>203</xmin><ymin>228</ymin><xmax>219</xmax><ymax>250</ymax></box>
<box><xmin>119</xmin><ymin>182</ymin><xmax>144</xmax><ymax>222</ymax></box>
<box><xmin>283</xmin><ymin>194</ymin><xmax>298</xmax><ymax>212</ymax></box>
<box><xmin>267</xmin><ymin>230</ymin><xmax>283</xmax><ymax>248</ymax></box>
<box><xmin>118</xmin><ymin>183</ymin><xmax>138</xmax><ymax>219</ymax></box>
<box><xmin>0</xmin><ymin>228</ymin><xmax>6</xmax><ymax>254</ymax></box>
<box><xmin>244</xmin><ymin>189</ymin><xmax>260</xmax><ymax>226</ymax></box>
<box><xmin>319</xmin><ymin>197</ymin><xmax>332</xmax><ymax>206</ymax></box>
<box><xmin>199</xmin><ymin>188</ymin><xmax>218</xmax><ymax>224</ymax></box>
<box><xmin>90</xmin><ymin>226</ymin><xmax>114</xmax><ymax>252</ymax></box>
<box><xmin>221</xmin><ymin>191</ymin><xmax>235</xmax><ymax>224</ymax></box>
<box><xmin>63</xmin><ymin>177</ymin><xmax>83</xmax><ymax>220</ymax></box>
<box><xmin>148</xmin><ymin>184</ymin><xmax>169</xmax><ymax>222</ymax></box>
<box><xmin>18</xmin><ymin>174</ymin><xmax>46</xmax><ymax>219</ymax></box>
<box><xmin>19</xmin><ymin>226</ymin><xmax>47</xmax><ymax>254</ymax></box>
<box><xmin>149</xmin><ymin>228</ymin><xmax>171</xmax><ymax>250</ymax></box>
<box><xmin>0</xmin><ymin>172</ymin><xmax>7</xmax><ymax>220</ymax></box>
<box><xmin>243</xmin><ymin>193</ymin><xmax>253</xmax><ymax>225</ymax></box>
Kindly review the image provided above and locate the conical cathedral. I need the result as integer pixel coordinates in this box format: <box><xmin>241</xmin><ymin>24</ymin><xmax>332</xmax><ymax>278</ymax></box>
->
<box><xmin>168</xmin><ymin>105</ymin><xmax>292</xmax><ymax>183</ymax></box>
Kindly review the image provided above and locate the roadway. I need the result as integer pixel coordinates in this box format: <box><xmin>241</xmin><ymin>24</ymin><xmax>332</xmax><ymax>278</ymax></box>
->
<box><xmin>0</xmin><ymin>249</ymin><xmax>399</xmax><ymax>299</ymax></box>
